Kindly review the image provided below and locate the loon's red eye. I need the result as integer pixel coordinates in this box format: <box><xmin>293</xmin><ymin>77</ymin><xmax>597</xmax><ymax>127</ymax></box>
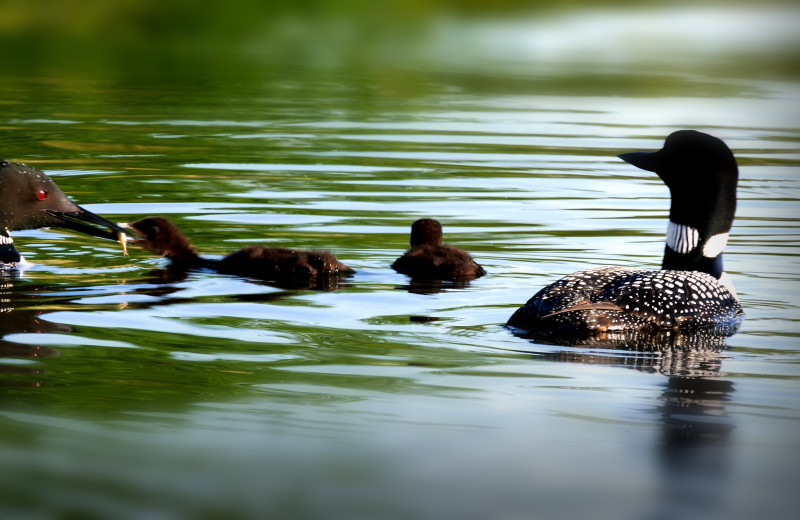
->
<box><xmin>36</xmin><ymin>190</ymin><xmax>47</xmax><ymax>200</ymax></box>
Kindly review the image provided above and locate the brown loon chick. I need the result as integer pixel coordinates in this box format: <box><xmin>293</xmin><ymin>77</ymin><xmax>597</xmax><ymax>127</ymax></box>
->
<box><xmin>507</xmin><ymin>130</ymin><xmax>744</xmax><ymax>335</ymax></box>
<box><xmin>391</xmin><ymin>218</ymin><xmax>485</xmax><ymax>280</ymax></box>
<box><xmin>128</xmin><ymin>216</ymin><xmax>354</xmax><ymax>281</ymax></box>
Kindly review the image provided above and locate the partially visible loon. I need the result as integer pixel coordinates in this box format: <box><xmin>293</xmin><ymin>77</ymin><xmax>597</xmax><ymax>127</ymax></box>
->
<box><xmin>507</xmin><ymin>130</ymin><xmax>744</xmax><ymax>335</ymax></box>
<box><xmin>392</xmin><ymin>218</ymin><xmax>485</xmax><ymax>280</ymax></box>
<box><xmin>0</xmin><ymin>160</ymin><xmax>128</xmax><ymax>270</ymax></box>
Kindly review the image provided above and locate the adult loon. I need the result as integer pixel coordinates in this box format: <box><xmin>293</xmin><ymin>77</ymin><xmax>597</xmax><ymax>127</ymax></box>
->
<box><xmin>506</xmin><ymin>130</ymin><xmax>743</xmax><ymax>334</ymax></box>
<box><xmin>0</xmin><ymin>160</ymin><xmax>128</xmax><ymax>269</ymax></box>
<box><xmin>392</xmin><ymin>218</ymin><xmax>485</xmax><ymax>280</ymax></box>
<box><xmin>127</xmin><ymin>216</ymin><xmax>354</xmax><ymax>281</ymax></box>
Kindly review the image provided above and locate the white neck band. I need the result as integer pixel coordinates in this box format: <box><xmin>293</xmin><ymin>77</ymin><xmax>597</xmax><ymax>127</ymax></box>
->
<box><xmin>666</xmin><ymin>221</ymin><xmax>729</xmax><ymax>258</ymax></box>
<box><xmin>666</xmin><ymin>221</ymin><xmax>698</xmax><ymax>254</ymax></box>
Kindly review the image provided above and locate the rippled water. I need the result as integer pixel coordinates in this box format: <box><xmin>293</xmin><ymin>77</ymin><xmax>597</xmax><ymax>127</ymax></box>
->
<box><xmin>1</xmin><ymin>6</ymin><xmax>800</xmax><ymax>520</ymax></box>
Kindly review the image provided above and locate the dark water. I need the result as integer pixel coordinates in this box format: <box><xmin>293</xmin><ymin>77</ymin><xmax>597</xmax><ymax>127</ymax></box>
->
<box><xmin>1</xmin><ymin>5</ymin><xmax>799</xmax><ymax>520</ymax></box>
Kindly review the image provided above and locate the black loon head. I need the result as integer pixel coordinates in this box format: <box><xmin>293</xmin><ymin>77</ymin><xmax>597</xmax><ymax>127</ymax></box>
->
<box><xmin>618</xmin><ymin>130</ymin><xmax>738</xmax><ymax>279</ymax></box>
<box><xmin>0</xmin><ymin>160</ymin><xmax>128</xmax><ymax>263</ymax></box>
<box><xmin>410</xmin><ymin>218</ymin><xmax>443</xmax><ymax>248</ymax></box>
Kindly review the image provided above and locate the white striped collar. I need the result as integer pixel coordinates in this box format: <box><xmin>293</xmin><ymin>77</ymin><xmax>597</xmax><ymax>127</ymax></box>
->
<box><xmin>666</xmin><ymin>221</ymin><xmax>698</xmax><ymax>254</ymax></box>
<box><xmin>666</xmin><ymin>221</ymin><xmax>729</xmax><ymax>258</ymax></box>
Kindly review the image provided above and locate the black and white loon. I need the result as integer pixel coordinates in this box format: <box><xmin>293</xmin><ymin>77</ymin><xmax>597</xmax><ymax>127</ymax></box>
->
<box><xmin>506</xmin><ymin>130</ymin><xmax>744</xmax><ymax>334</ymax></box>
<box><xmin>0</xmin><ymin>160</ymin><xmax>128</xmax><ymax>270</ymax></box>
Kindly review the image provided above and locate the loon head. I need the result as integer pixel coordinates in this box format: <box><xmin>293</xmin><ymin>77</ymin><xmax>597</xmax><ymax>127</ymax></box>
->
<box><xmin>618</xmin><ymin>131</ymin><xmax>739</xmax><ymax>278</ymax></box>
<box><xmin>0</xmin><ymin>160</ymin><xmax>128</xmax><ymax>242</ymax></box>
<box><xmin>410</xmin><ymin>218</ymin><xmax>444</xmax><ymax>248</ymax></box>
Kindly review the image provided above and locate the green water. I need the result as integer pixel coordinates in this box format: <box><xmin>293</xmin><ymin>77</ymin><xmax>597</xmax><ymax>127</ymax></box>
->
<box><xmin>1</xmin><ymin>4</ymin><xmax>799</xmax><ymax>519</ymax></box>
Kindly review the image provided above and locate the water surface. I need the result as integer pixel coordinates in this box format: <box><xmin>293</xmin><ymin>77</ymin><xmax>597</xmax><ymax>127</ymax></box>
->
<box><xmin>1</xmin><ymin>5</ymin><xmax>799</xmax><ymax>519</ymax></box>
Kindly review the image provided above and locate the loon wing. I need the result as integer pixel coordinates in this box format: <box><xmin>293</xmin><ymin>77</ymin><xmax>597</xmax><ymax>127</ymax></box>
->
<box><xmin>540</xmin><ymin>301</ymin><xmax>624</xmax><ymax>319</ymax></box>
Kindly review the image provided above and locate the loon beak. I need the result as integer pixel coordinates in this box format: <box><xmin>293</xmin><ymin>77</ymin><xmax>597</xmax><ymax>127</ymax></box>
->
<box><xmin>618</xmin><ymin>151</ymin><xmax>661</xmax><ymax>172</ymax></box>
<box><xmin>45</xmin><ymin>207</ymin><xmax>131</xmax><ymax>255</ymax></box>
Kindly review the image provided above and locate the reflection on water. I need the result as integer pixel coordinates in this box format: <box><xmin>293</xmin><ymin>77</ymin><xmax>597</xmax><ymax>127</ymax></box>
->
<box><xmin>532</xmin><ymin>337</ymin><xmax>736</xmax><ymax>519</ymax></box>
<box><xmin>0</xmin><ymin>3</ymin><xmax>799</xmax><ymax>519</ymax></box>
<box><xmin>655</xmin><ymin>375</ymin><xmax>735</xmax><ymax>520</ymax></box>
<box><xmin>514</xmin><ymin>325</ymin><xmax>738</xmax><ymax>356</ymax></box>
<box><xmin>0</xmin><ymin>278</ymin><xmax>66</xmax><ymax>353</ymax></box>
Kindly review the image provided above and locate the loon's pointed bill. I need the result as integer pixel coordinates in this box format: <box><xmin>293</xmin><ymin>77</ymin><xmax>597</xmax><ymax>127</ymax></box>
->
<box><xmin>47</xmin><ymin>208</ymin><xmax>128</xmax><ymax>256</ymax></box>
<box><xmin>45</xmin><ymin>207</ymin><xmax>129</xmax><ymax>255</ymax></box>
<box><xmin>617</xmin><ymin>151</ymin><xmax>661</xmax><ymax>172</ymax></box>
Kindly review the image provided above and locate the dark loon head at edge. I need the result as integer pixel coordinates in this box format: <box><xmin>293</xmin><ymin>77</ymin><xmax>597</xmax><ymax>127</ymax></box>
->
<box><xmin>619</xmin><ymin>130</ymin><xmax>738</xmax><ymax>280</ymax></box>
<box><xmin>0</xmin><ymin>160</ymin><xmax>129</xmax><ymax>266</ymax></box>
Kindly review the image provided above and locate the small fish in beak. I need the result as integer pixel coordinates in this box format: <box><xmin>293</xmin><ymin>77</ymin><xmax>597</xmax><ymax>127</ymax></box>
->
<box><xmin>117</xmin><ymin>231</ymin><xmax>128</xmax><ymax>256</ymax></box>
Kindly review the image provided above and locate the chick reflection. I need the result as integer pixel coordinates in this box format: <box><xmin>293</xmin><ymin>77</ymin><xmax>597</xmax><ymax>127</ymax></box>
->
<box><xmin>111</xmin><ymin>268</ymin><xmax>308</xmax><ymax>310</ymax></box>
<box><xmin>400</xmin><ymin>277</ymin><xmax>477</xmax><ymax>295</ymax></box>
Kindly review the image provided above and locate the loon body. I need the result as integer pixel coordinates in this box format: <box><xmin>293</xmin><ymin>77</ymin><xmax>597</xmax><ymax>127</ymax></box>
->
<box><xmin>507</xmin><ymin>130</ymin><xmax>743</xmax><ymax>334</ymax></box>
<box><xmin>128</xmin><ymin>216</ymin><xmax>354</xmax><ymax>282</ymax></box>
<box><xmin>392</xmin><ymin>218</ymin><xmax>485</xmax><ymax>280</ymax></box>
<box><xmin>0</xmin><ymin>160</ymin><xmax>128</xmax><ymax>270</ymax></box>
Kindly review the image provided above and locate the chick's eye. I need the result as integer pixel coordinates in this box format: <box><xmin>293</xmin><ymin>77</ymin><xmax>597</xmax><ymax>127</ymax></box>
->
<box><xmin>36</xmin><ymin>190</ymin><xmax>48</xmax><ymax>201</ymax></box>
